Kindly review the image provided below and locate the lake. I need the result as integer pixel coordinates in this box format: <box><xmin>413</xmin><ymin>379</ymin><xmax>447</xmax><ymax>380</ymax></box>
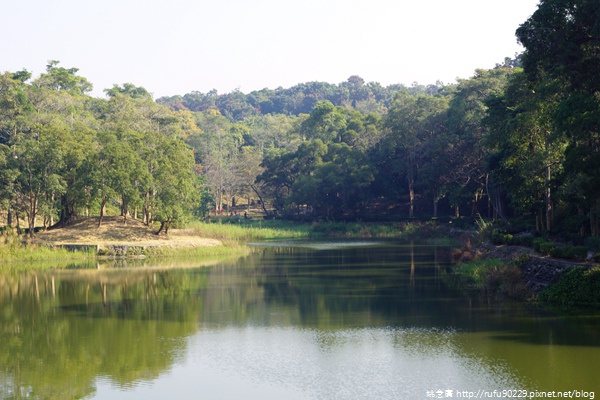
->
<box><xmin>1</xmin><ymin>240</ymin><xmax>599</xmax><ymax>399</ymax></box>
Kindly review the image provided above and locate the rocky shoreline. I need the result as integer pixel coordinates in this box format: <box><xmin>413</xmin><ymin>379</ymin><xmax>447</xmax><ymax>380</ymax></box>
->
<box><xmin>478</xmin><ymin>243</ymin><xmax>593</xmax><ymax>293</ymax></box>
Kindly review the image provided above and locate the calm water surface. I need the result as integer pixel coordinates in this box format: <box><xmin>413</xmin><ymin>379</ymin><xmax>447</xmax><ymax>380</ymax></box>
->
<box><xmin>1</xmin><ymin>240</ymin><xmax>599</xmax><ymax>399</ymax></box>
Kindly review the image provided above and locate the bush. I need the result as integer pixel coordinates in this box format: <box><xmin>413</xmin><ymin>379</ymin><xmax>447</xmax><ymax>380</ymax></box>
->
<box><xmin>512</xmin><ymin>235</ymin><xmax>533</xmax><ymax>247</ymax></box>
<box><xmin>549</xmin><ymin>245</ymin><xmax>563</xmax><ymax>258</ymax></box>
<box><xmin>539</xmin><ymin>242</ymin><xmax>558</xmax><ymax>256</ymax></box>
<box><xmin>533</xmin><ymin>238</ymin><xmax>546</xmax><ymax>252</ymax></box>
<box><xmin>538</xmin><ymin>267</ymin><xmax>600</xmax><ymax>306</ymax></box>
<box><xmin>535</xmin><ymin>241</ymin><xmax>588</xmax><ymax>260</ymax></box>
<box><xmin>560</xmin><ymin>245</ymin><xmax>589</xmax><ymax>261</ymax></box>
<box><xmin>491</xmin><ymin>230</ymin><xmax>512</xmax><ymax>245</ymax></box>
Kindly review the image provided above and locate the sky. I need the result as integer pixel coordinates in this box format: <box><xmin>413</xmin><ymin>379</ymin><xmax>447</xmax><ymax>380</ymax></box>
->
<box><xmin>1</xmin><ymin>0</ymin><xmax>541</xmax><ymax>99</ymax></box>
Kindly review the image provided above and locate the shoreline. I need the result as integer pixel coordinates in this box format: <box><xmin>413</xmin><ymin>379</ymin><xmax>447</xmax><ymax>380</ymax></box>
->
<box><xmin>452</xmin><ymin>239</ymin><xmax>600</xmax><ymax>306</ymax></box>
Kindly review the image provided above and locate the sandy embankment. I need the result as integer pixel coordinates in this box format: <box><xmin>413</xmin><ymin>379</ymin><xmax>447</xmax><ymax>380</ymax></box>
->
<box><xmin>33</xmin><ymin>216</ymin><xmax>221</xmax><ymax>249</ymax></box>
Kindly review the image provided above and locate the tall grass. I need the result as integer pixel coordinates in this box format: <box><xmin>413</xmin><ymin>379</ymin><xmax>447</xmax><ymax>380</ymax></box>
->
<box><xmin>185</xmin><ymin>219</ymin><xmax>451</xmax><ymax>242</ymax></box>
<box><xmin>142</xmin><ymin>242</ymin><xmax>251</xmax><ymax>259</ymax></box>
<box><xmin>452</xmin><ymin>258</ymin><xmax>529</xmax><ymax>300</ymax></box>
<box><xmin>184</xmin><ymin>219</ymin><xmax>311</xmax><ymax>242</ymax></box>
<box><xmin>0</xmin><ymin>234</ymin><xmax>95</xmax><ymax>268</ymax></box>
<box><xmin>453</xmin><ymin>259</ymin><xmax>506</xmax><ymax>287</ymax></box>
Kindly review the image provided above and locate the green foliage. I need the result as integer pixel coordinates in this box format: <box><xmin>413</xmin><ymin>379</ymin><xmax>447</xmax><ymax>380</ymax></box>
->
<box><xmin>538</xmin><ymin>241</ymin><xmax>558</xmax><ymax>256</ymax></box>
<box><xmin>156</xmin><ymin>76</ymin><xmax>445</xmax><ymax>121</ymax></box>
<box><xmin>533</xmin><ymin>239</ymin><xmax>589</xmax><ymax>261</ymax></box>
<box><xmin>0</xmin><ymin>237</ymin><xmax>94</xmax><ymax>265</ymax></box>
<box><xmin>538</xmin><ymin>267</ymin><xmax>600</xmax><ymax>306</ymax></box>
<box><xmin>4</xmin><ymin>29</ymin><xmax>600</xmax><ymax>248</ymax></box>
<box><xmin>490</xmin><ymin>230</ymin><xmax>533</xmax><ymax>247</ymax></box>
<box><xmin>533</xmin><ymin>238</ymin><xmax>546</xmax><ymax>252</ymax></box>
<box><xmin>0</xmin><ymin>62</ymin><xmax>202</xmax><ymax>237</ymax></box>
<box><xmin>185</xmin><ymin>219</ymin><xmax>311</xmax><ymax>242</ymax></box>
<box><xmin>453</xmin><ymin>258</ymin><xmax>506</xmax><ymax>287</ymax></box>
<box><xmin>453</xmin><ymin>257</ymin><xmax>528</xmax><ymax>300</ymax></box>
<box><xmin>34</xmin><ymin>60</ymin><xmax>93</xmax><ymax>95</ymax></box>
<box><xmin>516</xmin><ymin>0</ymin><xmax>600</xmax><ymax>235</ymax></box>
<box><xmin>490</xmin><ymin>230</ymin><xmax>513</xmax><ymax>245</ymax></box>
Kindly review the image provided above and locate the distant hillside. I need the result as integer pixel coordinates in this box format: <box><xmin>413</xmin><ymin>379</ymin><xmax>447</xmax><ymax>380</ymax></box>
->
<box><xmin>156</xmin><ymin>75</ymin><xmax>448</xmax><ymax>121</ymax></box>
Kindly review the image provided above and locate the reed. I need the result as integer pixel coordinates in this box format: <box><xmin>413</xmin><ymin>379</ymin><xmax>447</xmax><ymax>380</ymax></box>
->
<box><xmin>141</xmin><ymin>243</ymin><xmax>251</xmax><ymax>259</ymax></box>
<box><xmin>185</xmin><ymin>219</ymin><xmax>311</xmax><ymax>242</ymax></box>
<box><xmin>0</xmin><ymin>235</ymin><xmax>94</xmax><ymax>268</ymax></box>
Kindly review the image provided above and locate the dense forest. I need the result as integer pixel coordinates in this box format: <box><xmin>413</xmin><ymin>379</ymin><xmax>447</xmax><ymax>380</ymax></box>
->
<box><xmin>0</xmin><ymin>0</ymin><xmax>598</xmax><ymax>239</ymax></box>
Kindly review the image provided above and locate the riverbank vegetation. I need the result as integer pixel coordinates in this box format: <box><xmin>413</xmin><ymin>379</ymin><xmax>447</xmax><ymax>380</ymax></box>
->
<box><xmin>1</xmin><ymin>1</ymin><xmax>599</xmax><ymax>280</ymax></box>
<box><xmin>538</xmin><ymin>267</ymin><xmax>600</xmax><ymax>307</ymax></box>
<box><xmin>451</xmin><ymin>257</ymin><xmax>530</xmax><ymax>301</ymax></box>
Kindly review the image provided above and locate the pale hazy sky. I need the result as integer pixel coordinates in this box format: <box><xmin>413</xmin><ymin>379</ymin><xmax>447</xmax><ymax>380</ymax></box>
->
<box><xmin>1</xmin><ymin>0</ymin><xmax>540</xmax><ymax>99</ymax></box>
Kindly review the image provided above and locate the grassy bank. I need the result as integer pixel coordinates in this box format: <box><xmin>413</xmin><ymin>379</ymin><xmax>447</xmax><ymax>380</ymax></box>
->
<box><xmin>141</xmin><ymin>242</ymin><xmax>251</xmax><ymax>259</ymax></box>
<box><xmin>451</xmin><ymin>258</ymin><xmax>530</xmax><ymax>300</ymax></box>
<box><xmin>194</xmin><ymin>218</ymin><xmax>452</xmax><ymax>241</ymax></box>
<box><xmin>0</xmin><ymin>218</ymin><xmax>455</xmax><ymax>269</ymax></box>
<box><xmin>185</xmin><ymin>219</ymin><xmax>312</xmax><ymax>242</ymax></box>
<box><xmin>0</xmin><ymin>236</ymin><xmax>95</xmax><ymax>264</ymax></box>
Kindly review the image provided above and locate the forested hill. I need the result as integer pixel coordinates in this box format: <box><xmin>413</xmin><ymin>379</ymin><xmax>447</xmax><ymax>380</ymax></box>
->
<box><xmin>1</xmin><ymin>0</ymin><xmax>599</xmax><ymax>243</ymax></box>
<box><xmin>155</xmin><ymin>76</ymin><xmax>449</xmax><ymax>121</ymax></box>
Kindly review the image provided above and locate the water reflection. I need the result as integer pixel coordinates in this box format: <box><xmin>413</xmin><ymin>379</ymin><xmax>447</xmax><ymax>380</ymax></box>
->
<box><xmin>0</xmin><ymin>241</ymin><xmax>599</xmax><ymax>399</ymax></box>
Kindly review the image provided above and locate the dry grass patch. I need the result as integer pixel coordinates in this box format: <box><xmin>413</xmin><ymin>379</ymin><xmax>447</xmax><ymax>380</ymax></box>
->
<box><xmin>32</xmin><ymin>216</ymin><xmax>222</xmax><ymax>248</ymax></box>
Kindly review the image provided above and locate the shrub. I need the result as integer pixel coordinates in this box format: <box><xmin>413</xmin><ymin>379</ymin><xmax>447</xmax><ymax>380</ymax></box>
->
<box><xmin>549</xmin><ymin>245</ymin><xmax>563</xmax><ymax>258</ymax></box>
<box><xmin>491</xmin><ymin>230</ymin><xmax>512</xmax><ymax>245</ymax></box>
<box><xmin>539</xmin><ymin>242</ymin><xmax>558</xmax><ymax>256</ymax></box>
<box><xmin>559</xmin><ymin>245</ymin><xmax>589</xmax><ymax>261</ymax></box>
<box><xmin>538</xmin><ymin>267</ymin><xmax>600</xmax><ymax>306</ymax></box>
<box><xmin>533</xmin><ymin>238</ymin><xmax>546</xmax><ymax>252</ymax></box>
<box><xmin>512</xmin><ymin>235</ymin><xmax>533</xmax><ymax>247</ymax></box>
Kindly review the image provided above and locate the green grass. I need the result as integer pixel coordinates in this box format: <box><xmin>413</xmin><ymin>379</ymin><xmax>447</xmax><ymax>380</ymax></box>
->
<box><xmin>453</xmin><ymin>258</ymin><xmax>506</xmax><ymax>287</ymax></box>
<box><xmin>0</xmin><ymin>218</ymin><xmax>454</xmax><ymax>270</ymax></box>
<box><xmin>185</xmin><ymin>219</ymin><xmax>312</xmax><ymax>242</ymax></box>
<box><xmin>0</xmin><ymin>236</ymin><xmax>96</xmax><ymax>271</ymax></box>
<box><xmin>141</xmin><ymin>243</ymin><xmax>251</xmax><ymax>259</ymax></box>
<box><xmin>189</xmin><ymin>219</ymin><xmax>450</xmax><ymax>241</ymax></box>
<box><xmin>0</xmin><ymin>240</ymin><xmax>95</xmax><ymax>264</ymax></box>
<box><xmin>452</xmin><ymin>257</ymin><xmax>529</xmax><ymax>300</ymax></box>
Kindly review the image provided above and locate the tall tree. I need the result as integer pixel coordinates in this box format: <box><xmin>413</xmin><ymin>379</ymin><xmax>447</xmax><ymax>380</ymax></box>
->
<box><xmin>34</xmin><ymin>60</ymin><xmax>93</xmax><ymax>96</ymax></box>
<box><xmin>485</xmin><ymin>70</ymin><xmax>566</xmax><ymax>230</ymax></box>
<box><xmin>10</xmin><ymin>125</ymin><xmax>68</xmax><ymax>236</ymax></box>
<box><xmin>446</xmin><ymin>68</ymin><xmax>512</xmax><ymax>218</ymax></box>
<box><xmin>517</xmin><ymin>0</ymin><xmax>600</xmax><ymax>234</ymax></box>
<box><xmin>383</xmin><ymin>93</ymin><xmax>449</xmax><ymax>217</ymax></box>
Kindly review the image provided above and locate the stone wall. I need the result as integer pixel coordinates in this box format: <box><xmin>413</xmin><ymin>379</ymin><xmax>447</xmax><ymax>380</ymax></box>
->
<box><xmin>520</xmin><ymin>256</ymin><xmax>586</xmax><ymax>292</ymax></box>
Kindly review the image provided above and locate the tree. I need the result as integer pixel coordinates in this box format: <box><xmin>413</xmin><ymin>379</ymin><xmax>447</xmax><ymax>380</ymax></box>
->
<box><xmin>383</xmin><ymin>93</ymin><xmax>449</xmax><ymax>217</ymax></box>
<box><xmin>256</xmin><ymin>140</ymin><xmax>328</xmax><ymax>213</ymax></box>
<box><xmin>191</xmin><ymin>110</ymin><xmax>243</xmax><ymax>213</ymax></box>
<box><xmin>0</xmin><ymin>72</ymin><xmax>30</xmax><ymax>143</ymax></box>
<box><xmin>446</xmin><ymin>68</ymin><xmax>512</xmax><ymax>218</ymax></box>
<box><xmin>517</xmin><ymin>0</ymin><xmax>600</xmax><ymax>234</ymax></box>
<box><xmin>299</xmin><ymin>101</ymin><xmax>347</xmax><ymax>143</ymax></box>
<box><xmin>517</xmin><ymin>0</ymin><xmax>600</xmax><ymax>93</ymax></box>
<box><xmin>290</xmin><ymin>143</ymin><xmax>375</xmax><ymax>217</ymax></box>
<box><xmin>152</xmin><ymin>137</ymin><xmax>198</xmax><ymax>234</ymax></box>
<box><xmin>485</xmin><ymin>70</ymin><xmax>566</xmax><ymax>230</ymax></box>
<box><xmin>105</xmin><ymin>83</ymin><xmax>153</xmax><ymax>101</ymax></box>
<box><xmin>34</xmin><ymin>60</ymin><xmax>93</xmax><ymax>95</ymax></box>
<box><xmin>10</xmin><ymin>125</ymin><xmax>68</xmax><ymax>236</ymax></box>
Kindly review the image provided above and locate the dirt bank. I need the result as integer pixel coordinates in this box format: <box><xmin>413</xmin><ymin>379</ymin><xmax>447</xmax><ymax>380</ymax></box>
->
<box><xmin>32</xmin><ymin>216</ymin><xmax>222</xmax><ymax>249</ymax></box>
